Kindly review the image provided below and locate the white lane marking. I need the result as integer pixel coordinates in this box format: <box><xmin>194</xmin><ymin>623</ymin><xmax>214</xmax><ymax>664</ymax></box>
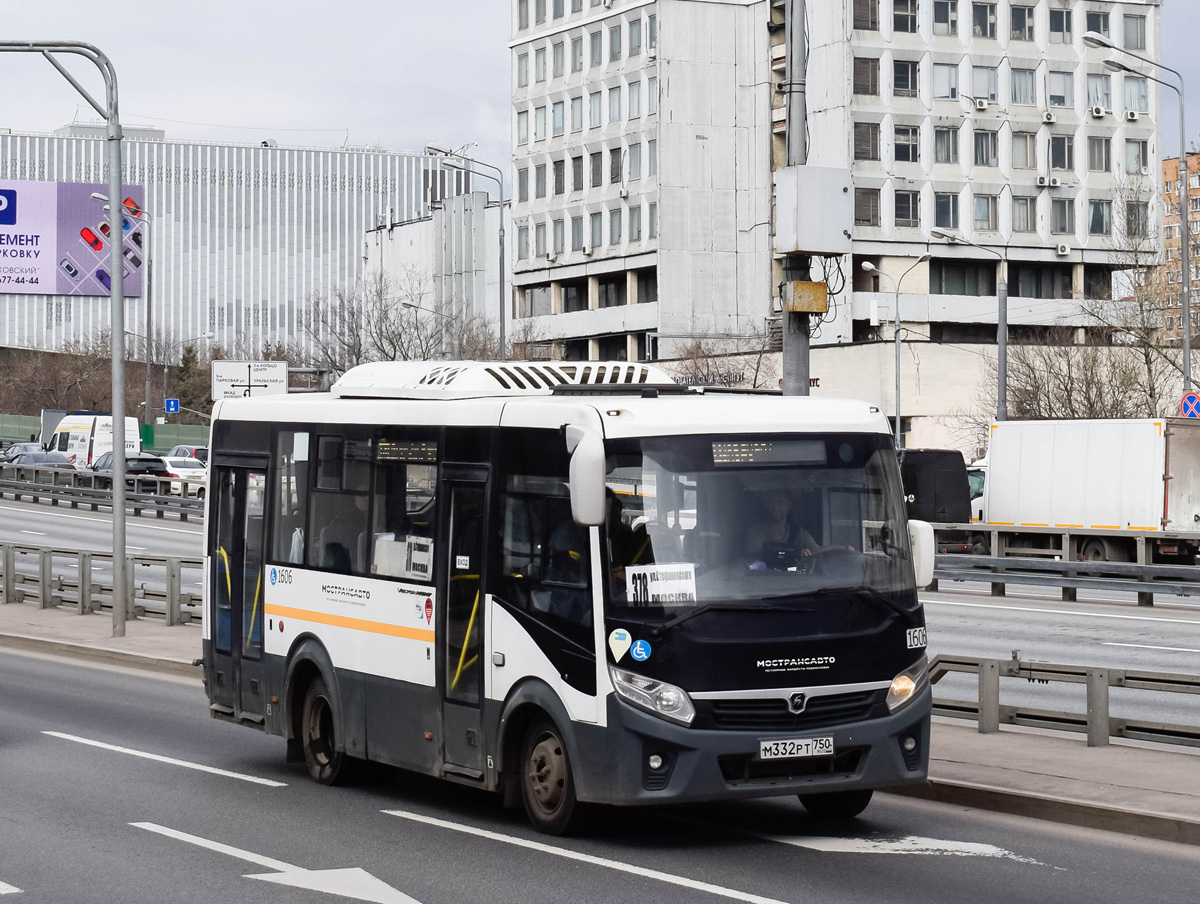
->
<box><xmin>1102</xmin><ymin>642</ymin><xmax>1200</xmax><ymax>653</ymax></box>
<box><xmin>382</xmin><ymin>809</ymin><xmax>791</xmax><ymax>904</ymax></box>
<box><xmin>925</xmin><ymin>599</ymin><xmax>1200</xmax><ymax>626</ymax></box>
<box><xmin>127</xmin><ymin>546</ymin><xmax>148</xmax><ymax>551</ymax></box>
<box><xmin>0</xmin><ymin>502</ymin><xmax>203</xmax><ymax>535</ymax></box>
<box><xmin>765</xmin><ymin>834</ymin><xmax>1040</xmax><ymax>862</ymax></box>
<box><xmin>131</xmin><ymin>823</ymin><xmax>420</xmax><ymax>904</ymax></box>
<box><xmin>43</xmin><ymin>732</ymin><xmax>286</xmax><ymax>787</ymax></box>
<box><xmin>18</xmin><ymin>530</ymin><xmax>46</xmax><ymax>536</ymax></box>
<box><xmin>0</xmin><ymin>880</ymin><xmax>21</xmax><ymax>894</ymax></box>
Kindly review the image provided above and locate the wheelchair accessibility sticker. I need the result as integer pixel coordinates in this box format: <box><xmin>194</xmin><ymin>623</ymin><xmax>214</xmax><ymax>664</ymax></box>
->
<box><xmin>630</xmin><ymin>639</ymin><xmax>652</xmax><ymax>662</ymax></box>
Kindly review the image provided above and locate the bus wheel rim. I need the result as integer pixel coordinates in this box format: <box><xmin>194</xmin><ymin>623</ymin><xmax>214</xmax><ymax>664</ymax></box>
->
<box><xmin>528</xmin><ymin>733</ymin><xmax>566</xmax><ymax>813</ymax></box>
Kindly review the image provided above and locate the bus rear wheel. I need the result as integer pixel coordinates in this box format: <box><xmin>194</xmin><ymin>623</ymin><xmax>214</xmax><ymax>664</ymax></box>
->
<box><xmin>798</xmin><ymin>789</ymin><xmax>874</xmax><ymax>820</ymax></box>
<box><xmin>520</xmin><ymin>719</ymin><xmax>582</xmax><ymax>835</ymax></box>
<box><xmin>301</xmin><ymin>678</ymin><xmax>351</xmax><ymax>785</ymax></box>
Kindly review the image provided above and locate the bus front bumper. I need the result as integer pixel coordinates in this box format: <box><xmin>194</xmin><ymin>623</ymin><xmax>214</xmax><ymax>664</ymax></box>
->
<box><xmin>575</xmin><ymin>686</ymin><xmax>931</xmax><ymax>806</ymax></box>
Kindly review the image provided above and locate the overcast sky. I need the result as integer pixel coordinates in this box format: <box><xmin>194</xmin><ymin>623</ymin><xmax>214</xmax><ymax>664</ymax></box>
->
<box><xmin>2</xmin><ymin>1</ymin><xmax>1198</xmax><ymax>175</ymax></box>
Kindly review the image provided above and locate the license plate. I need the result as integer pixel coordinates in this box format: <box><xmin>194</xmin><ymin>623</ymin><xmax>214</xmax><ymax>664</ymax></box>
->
<box><xmin>758</xmin><ymin>736</ymin><xmax>834</xmax><ymax>760</ymax></box>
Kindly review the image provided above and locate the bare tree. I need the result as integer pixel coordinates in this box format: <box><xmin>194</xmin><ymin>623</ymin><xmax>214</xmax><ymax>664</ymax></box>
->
<box><xmin>667</xmin><ymin>322</ymin><xmax>781</xmax><ymax>389</ymax></box>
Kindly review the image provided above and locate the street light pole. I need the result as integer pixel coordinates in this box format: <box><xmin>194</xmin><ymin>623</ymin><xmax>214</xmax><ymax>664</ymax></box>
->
<box><xmin>96</xmin><ymin>195</ymin><xmax>154</xmax><ymax>419</ymax></box>
<box><xmin>403</xmin><ymin>302</ymin><xmax>460</xmax><ymax>359</ymax></box>
<box><xmin>862</xmin><ymin>256</ymin><xmax>929</xmax><ymax>449</ymax></box>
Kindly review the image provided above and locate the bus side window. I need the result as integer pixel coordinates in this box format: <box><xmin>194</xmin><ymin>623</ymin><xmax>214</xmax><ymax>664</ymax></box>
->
<box><xmin>370</xmin><ymin>435</ymin><xmax>438</xmax><ymax>583</ymax></box>
<box><xmin>272</xmin><ymin>430</ymin><xmax>310</xmax><ymax>566</ymax></box>
<box><xmin>307</xmin><ymin>432</ymin><xmax>372</xmax><ymax>575</ymax></box>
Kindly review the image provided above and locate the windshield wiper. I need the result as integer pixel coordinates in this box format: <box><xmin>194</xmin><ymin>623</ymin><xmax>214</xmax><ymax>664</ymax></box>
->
<box><xmin>647</xmin><ymin>603</ymin><xmax>779</xmax><ymax>635</ymax></box>
<box><xmin>809</xmin><ymin>584</ymin><xmax>920</xmax><ymax>623</ymax></box>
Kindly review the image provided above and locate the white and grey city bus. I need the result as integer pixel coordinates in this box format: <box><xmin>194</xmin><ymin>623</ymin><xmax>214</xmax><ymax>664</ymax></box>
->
<box><xmin>204</xmin><ymin>361</ymin><xmax>935</xmax><ymax>834</ymax></box>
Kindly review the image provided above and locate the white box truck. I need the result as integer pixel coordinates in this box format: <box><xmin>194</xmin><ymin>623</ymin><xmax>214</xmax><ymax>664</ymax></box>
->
<box><xmin>980</xmin><ymin>418</ymin><xmax>1200</xmax><ymax>563</ymax></box>
<box><xmin>42</xmin><ymin>415</ymin><xmax>141</xmax><ymax>470</ymax></box>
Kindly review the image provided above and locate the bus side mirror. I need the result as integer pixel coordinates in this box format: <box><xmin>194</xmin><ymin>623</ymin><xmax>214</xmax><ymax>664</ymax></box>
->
<box><xmin>565</xmin><ymin>424</ymin><xmax>606</xmax><ymax>526</ymax></box>
<box><xmin>908</xmin><ymin>519</ymin><xmax>935</xmax><ymax>588</ymax></box>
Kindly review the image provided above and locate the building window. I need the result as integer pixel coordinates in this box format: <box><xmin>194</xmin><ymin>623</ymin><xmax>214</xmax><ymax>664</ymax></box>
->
<box><xmin>895</xmin><ymin>125</ymin><xmax>919</xmax><ymax>162</ymax></box>
<box><xmin>553</xmin><ymin>218</ymin><xmax>565</xmax><ymax>254</ymax></box>
<box><xmin>589</xmin><ymin>91</ymin><xmax>602</xmax><ymax>127</ymax></box>
<box><xmin>894</xmin><ymin>60</ymin><xmax>918</xmax><ymax>98</ymax></box>
<box><xmin>518</xmin><ymin>0</ymin><xmax>529</xmax><ymax>30</ymax></box>
<box><xmin>894</xmin><ymin>0</ymin><xmax>917</xmax><ymax>34</ymax></box>
<box><xmin>972</xmin><ymin>3</ymin><xmax>996</xmax><ymax>38</ymax></box>
<box><xmin>630</xmin><ymin>19</ymin><xmax>642</xmax><ymax>55</ymax></box>
<box><xmin>648</xmin><ymin>139</ymin><xmax>657</xmax><ymax>176</ymax></box>
<box><xmin>1051</xmin><ymin>135</ymin><xmax>1074</xmax><ymax>170</ymax></box>
<box><xmin>518</xmin><ymin>225</ymin><xmax>529</xmax><ymax>259</ymax></box>
<box><xmin>855</xmin><ymin>188</ymin><xmax>881</xmax><ymax>226</ymax></box>
<box><xmin>608</xmin><ymin>86</ymin><xmax>621</xmax><ymax>122</ymax></box>
<box><xmin>1048</xmin><ymin>71</ymin><xmax>1073</xmax><ymax>107</ymax></box>
<box><xmin>1125</xmin><ymin>139</ymin><xmax>1149</xmax><ymax>175</ymax></box>
<box><xmin>552</xmin><ymin>101</ymin><xmax>564</xmax><ymax>136</ymax></box>
<box><xmin>1011</xmin><ymin>68</ymin><xmax>1036</xmax><ymax>105</ymax></box>
<box><xmin>1010</xmin><ymin>6</ymin><xmax>1034</xmax><ymax>41</ymax></box>
<box><xmin>629</xmin><ymin>81</ymin><xmax>641</xmax><ymax>118</ymax></box>
<box><xmin>1087</xmin><ymin>11</ymin><xmax>1109</xmax><ymax>37</ymax></box>
<box><xmin>974</xmin><ymin>194</ymin><xmax>998</xmax><ymax>231</ymax></box>
<box><xmin>572</xmin><ymin>155</ymin><xmax>584</xmax><ymax>191</ymax></box>
<box><xmin>571</xmin><ymin>96</ymin><xmax>583</xmax><ymax>131</ymax></box>
<box><xmin>535</xmin><ymin>47</ymin><xmax>546</xmax><ymax>82</ymax></box>
<box><xmin>590</xmin><ymin>31</ymin><xmax>602</xmax><ymax>67</ymax></box>
<box><xmin>1126</xmin><ymin>201</ymin><xmax>1149</xmax><ymax>238</ymax></box>
<box><xmin>648</xmin><ymin>202</ymin><xmax>658</xmax><ymax>238</ymax></box>
<box><xmin>610</xmin><ymin>147</ymin><xmax>622</xmax><ymax>183</ymax></box>
<box><xmin>854</xmin><ymin>58</ymin><xmax>880</xmax><ymax>96</ymax></box>
<box><xmin>1087</xmin><ymin>137</ymin><xmax>1111</xmax><ymax>173</ymax></box>
<box><xmin>1051</xmin><ymin>198</ymin><xmax>1074</xmax><ymax>234</ymax></box>
<box><xmin>648</xmin><ymin>77</ymin><xmax>658</xmax><ymax>114</ymax></box>
<box><xmin>1012</xmin><ymin>132</ymin><xmax>1036</xmax><ymax>169</ymax></box>
<box><xmin>933</xmin><ymin>63</ymin><xmax>959</xmax><ymax>99</ymax></box>
<box><xmin>854</xmin><ymin>122</ymin><xmax>880</xmax><ymax>161</ymax></box>
<box><xmin>630</xmin><ymin>205</ymin><xmax>642</xmax><ymax>241</ymax></box>
<box><xmin>895</xmin><ymin>190</ymin><xmax>920</xmax><ymax>227</ymax></box>
<box><xmin>935</xmin><ymin>127</ymin><xmax>959</xmax><ymax>163</ymax></box>
<box><xmin>571</xmin><ymin>37</ymin><xmax>583</xmax><ymax>73</ymax></box>
<box><xmin>933</xmin><ymin>0</ymin><xmax>957</xmax><ymax>36</ymax></box>
<box><xmin>535</xmin><ymin>164</ymin><xmax>547</xmax><ymax>198</ymax></box>
<box><xmin>553</xmin><ymin>42</ymin><xmax>564</xmax><ymax>78</ymax></box>
<box><xmin>554</xmin><ymin>159</ymin><xmax>565</xmax><ymax>195</ymax></box>
<box><xmin>854</xmin><ymin>0</ymin><xmax>879</xmax><ymax>31</ymax></box>
<box><xmin>1050</xmin><ymin>9</ymin><xmax>1072</xmax><ymax>43</ymax></box>
<box><xmin>1089</xmin><ymin>200</ymin><xmax>1112</xmax><ymax>236</ymax></box>
<box><xmin>648</xmin><ymin>14</ymin><xmax>657</xmax><ymax>48</ymax></box>
<box><xmin>517</xmin><ymin>53</ymin><xmax>529</xmax><ymax>88</ymax></box>
<box><xmin>553</xmin><ymin>0</ymin><xmax>563</xmax><ymax>18</ymax></box>
<box><xmin>1125</xmin><ymin>76</ymin><xmax>1149</xmax><ymax>113</ymax></box>
<box><xmin>610</xmin><ymin>208</ymin><xmax>622</xmax><ymax>244</ymax></box>
<box><xmin>590</xmin><ymin>212</ymin><xmax>602</xmax><ymax>247</ymax></box>
<box><xmin>1012</xmin><ymin>196</ymin><xmax>1036</xmax><ymax>233</ymax></box>
<box><xmin>609</xmin><ymin>24</ymin><xmax>622</xmax><ymax>61</ymax></box>
<box><xmin>1124</xmin><ymin>14</ymin><xmax>1146</xmax><ymax>51</ymax></box>
<box><xmin>629</xmin><ymin>142</ymin><xmax>642</xmax><ymax>179</ymax></box>
<box><xmin>535</xmin><ymin>0</ymin><xmax>546</xmax><ymax>23</ymax></box>
<box><xmin>972</xmin><ymin>66</ymin><xmax>998</xmax><ymax>102</ymax></box>
<box><xmin>517</xmin><ymin>110</ymin><xmax>529</xmax><ymax>144</ymax></box>
<box><xmin>518</xmin><ymin>167</ymin><xmax>529</xmax><ymax>202</ymax></box>
<box><xmin>535</xmin><ymin>105</ymin><xmax>546</xmax><ymax>140</ymax></box>
<box><xmin>935</xmin><ymin>193</ymin><xmax>959</xmax><ymax>229</ymax></box>
<box><xmin>1087</xmin><ymin>74</ymin><xmax>1111</xmax><ymax>111</ymax></box>
<box><xmin>535</xmin><ymin>222</ymin><xmax>547</xmax><ymax>257</ymax></box>
<box><xmin>590</xmin><ymin>151</ymin><xmax>602</xmax><ymax>187</ymax></box>
<box><xmin>974</xmin><ymin>130</ymin><xmax>998</xmax><ymax>166</ymax></box>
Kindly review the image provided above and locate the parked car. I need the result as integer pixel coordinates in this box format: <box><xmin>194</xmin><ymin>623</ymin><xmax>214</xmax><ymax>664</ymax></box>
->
<box><xmin>89</xmin><ymin>451</ymin><xmax>172</xmax><ymax>492</ymax></box>
<box><xmin>166</xmin><ymin>444</ymin><xmax>208</xmax><ymax>464</ymax></box>
<box><xmin>1</xmin><ymin>442</ymin><xmax>43</xmax><ymax>463</ymax></box>
<box><xmin>161</xmin><ymin>456</ymin><xmax>207</xmax><ymax>498</ymax></box>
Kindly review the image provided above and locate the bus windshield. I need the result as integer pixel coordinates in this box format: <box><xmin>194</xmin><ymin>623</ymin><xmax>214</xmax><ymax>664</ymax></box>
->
<box><xmin>604</xmin><ymin>433</ymin><xmax>916</xmax><ymax>622</ymax></box>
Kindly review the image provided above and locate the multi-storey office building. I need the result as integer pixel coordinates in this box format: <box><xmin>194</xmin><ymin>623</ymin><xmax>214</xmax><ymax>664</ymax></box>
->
<box><xmin>1159</xmin><ymin>152</ymin><xmax>1200</xmax><ymax>341</ymax></box>
<box><xmin>0</xmin><ymin>124</ymin><xmax>465</xmax><ymax>356</ymax></box>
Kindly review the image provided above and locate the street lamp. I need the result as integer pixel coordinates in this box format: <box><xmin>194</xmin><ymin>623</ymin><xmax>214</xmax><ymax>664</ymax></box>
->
<box><xmin>426</xmin><ymin>147</ymin><xmax>508</xmax><ymax>360</ymax></box>
<box><xmin>1086</xmin><ymin>30</ymin><xmax>1190</xmax><ymax>390</ymax></box>
<box><xmin>931</xmin><ymin>228</ymin><xmax>1009</xmax><ymax>421</ymax></box>
<box><xmin>94</xmin><ymin>193</ymin><xmax>153</xmax><ymax>419</ymax></box>
<box><xmin>403</xmin><ymin>302</ymin><xmax>460</xmax><ymax>359</ymax></box>
<box><xmin>861</xmin><ymin>255</ymin><xmax>931</xmax><ymax>450</ymax></box>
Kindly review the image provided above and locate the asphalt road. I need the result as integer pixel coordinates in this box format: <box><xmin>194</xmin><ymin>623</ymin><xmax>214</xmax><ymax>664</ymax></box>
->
<box><xmin>1</xmin><ymin>648</ymin><xmax>1199</xmax><ymax>904</ymax></box>
<box><xmin>0</xmin><ymin>498</ymin><xmax>202</xmax><ymax>558</ymax></box>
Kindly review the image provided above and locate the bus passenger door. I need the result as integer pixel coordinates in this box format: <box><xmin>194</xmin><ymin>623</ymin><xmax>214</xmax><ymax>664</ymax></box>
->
<box><xmin>210</xmin><ymin>467</ymin><xmax>268</xmax><ymax>723</ymax></box>
<box><xmin>441</xmin><ymin>476</ymin><xmax>488</xmax><ymax>779</ymax></box>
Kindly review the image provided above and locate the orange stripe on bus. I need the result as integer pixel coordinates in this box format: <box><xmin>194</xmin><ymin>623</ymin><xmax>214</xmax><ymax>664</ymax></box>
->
<box><xmin>265</xmin><ymin>604</ymin><xmax>436</xmax><ymax>643</ymax></box>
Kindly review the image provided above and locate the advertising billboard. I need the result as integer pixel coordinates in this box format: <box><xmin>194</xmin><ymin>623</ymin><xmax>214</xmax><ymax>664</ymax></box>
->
<box><xmin>0</xmin><ymin>179</ymin><xmax>145</xmax><ymax>297</ymax></box>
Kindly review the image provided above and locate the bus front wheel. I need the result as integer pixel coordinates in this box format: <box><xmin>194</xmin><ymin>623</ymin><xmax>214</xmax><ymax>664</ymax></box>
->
<box><xmin>520</xmin><ymin>719</ymin><xmax>582</xmax><ymax>835</ymax></box>
<box><xmin>301</xmin><ymin>678</ymin><xmax>351</xmax><ymax>785</ymax></box>
<box><xmin>798</xmin><ymin>789</ymin><xmax>874</xmax><ymax>820</ymax></box>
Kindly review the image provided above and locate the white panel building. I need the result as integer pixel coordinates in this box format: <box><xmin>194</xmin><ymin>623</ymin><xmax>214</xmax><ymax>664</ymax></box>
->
<box><xmin>0</xmin><ymin>124</ymin><xmax>466</xmax><ymax>356</ymax></box>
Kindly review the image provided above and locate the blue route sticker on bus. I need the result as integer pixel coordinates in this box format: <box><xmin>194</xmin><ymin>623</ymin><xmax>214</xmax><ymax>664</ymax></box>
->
<box><xmin>270</xmin><ymin>568</ymin><xmax>277</xmax><ymax>585</ymax></box>
<box><xmin>630</xmin><ymin>639</ymin><xmax>652</xmax><ymax>662</ymax></box>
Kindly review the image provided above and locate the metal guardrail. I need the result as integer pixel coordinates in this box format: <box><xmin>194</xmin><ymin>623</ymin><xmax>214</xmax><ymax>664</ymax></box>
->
<box><xmin>930</xmin><ymin>653</ymin><xmax>1200</xmax><ymax>749</ymax></box>
<box><xmin>932</xmin><ymin>553</ymin><xmax>1200</xmax><ymax>607</ymax></box>
<box><xmin>0</xmin><ymin>542</ymin><xmax>203</xmax><ymax>625</ymax></box>
<box><xmin>0</xmin><ymin>464</ymin><xmax>203</xmax><ymax>521</ymax></box>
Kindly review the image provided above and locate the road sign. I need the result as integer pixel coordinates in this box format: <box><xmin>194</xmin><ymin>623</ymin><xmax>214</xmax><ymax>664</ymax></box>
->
<box><xmin>211</xmin><ymin>361</ymin><xmax>288</xmax><ymax>401</ymax></box>
<box><xmin>164</xmin><ymin>398</ymin><xmax>180</xmax><ymax>414</ymax></box>
<box><xmin>1182</xmin><ymin>392</ymin><xmax>1200</xmax><ymax>418</ymax></box>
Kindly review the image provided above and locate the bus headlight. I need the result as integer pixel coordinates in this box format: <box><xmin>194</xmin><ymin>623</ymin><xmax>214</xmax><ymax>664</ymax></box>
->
<box><xmin>609</xmin><ymin>665</ymin><xmax>696</xmax><ymax>726</ymax></box>
<box><xmin>886</xmin><ymin>656</ymin><xmax>929</xmax><ymax>713</ymax></box>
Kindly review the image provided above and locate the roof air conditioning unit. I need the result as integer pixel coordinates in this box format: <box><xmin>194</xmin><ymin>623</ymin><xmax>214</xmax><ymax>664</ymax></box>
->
<box><xmin>975</xmin><ymin>98</ymin><xmax>989</xmax><ymax>111</ymax></box>
<box><xmin>1043</xmin><ymin>111</ymin><xmax>1057</xmax><ymax>124</ymax></box>
<box><xmin>1049</xmin><ymin>177</ymin><xmax>1062</xmax><ymax>187</ymax></box>
<box><xmin>1036</xmin><ymin>175</ymin><xmax>1049</xmax><ymax>187</ymax></box>
<box><xmin>1090</xmin><ymin>105</ymin><xmax>1106</xmax><ymax>118</ymax></box>
<box><xmin>1056</xmin><ymin>243</ymin><xmax>1071</xmax><ymax>256</ymax></box>
<box><xmin>1126</xmin><ymin>110</ymin><xmax>1141</xmax><ymax>122</ymax></box>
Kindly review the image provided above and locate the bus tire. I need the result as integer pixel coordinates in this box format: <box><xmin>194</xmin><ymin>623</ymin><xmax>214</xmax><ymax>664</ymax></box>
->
<box><xmin>301</xmin><ymin>677</ymin><xmax>352</xmax><ymax>786</ymax></box>
<box><xmin>798</xmin><ymin>789</ymin><xmax>874</xmax><ymax>820</ymax></box>
<box><xmin>520</xmin><ymin>719</ymin><xmax>583</xmax><ymax>836</ymax></box>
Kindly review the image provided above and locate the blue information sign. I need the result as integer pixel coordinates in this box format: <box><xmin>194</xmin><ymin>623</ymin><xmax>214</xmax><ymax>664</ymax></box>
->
<box><xmin>165</xmin><ymin>398</ymin><xmax>180</xmax><ymax>414</ymax></box>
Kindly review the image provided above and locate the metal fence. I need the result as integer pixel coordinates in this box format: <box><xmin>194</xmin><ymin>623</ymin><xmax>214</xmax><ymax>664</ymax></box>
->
<box><xmin>0</xmin><ymin>542</ymin><xmax>203</xmax><ymax>625</ymax></box>
<box><xmin>0</xmin><ymin>465</ymin><xmax>203</xmax><ymax>521</ymax></box>
<box><xmin>930</xmin><ymin>653</ymin><xmax>1200</xmax><ymax>749</ymax></box>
